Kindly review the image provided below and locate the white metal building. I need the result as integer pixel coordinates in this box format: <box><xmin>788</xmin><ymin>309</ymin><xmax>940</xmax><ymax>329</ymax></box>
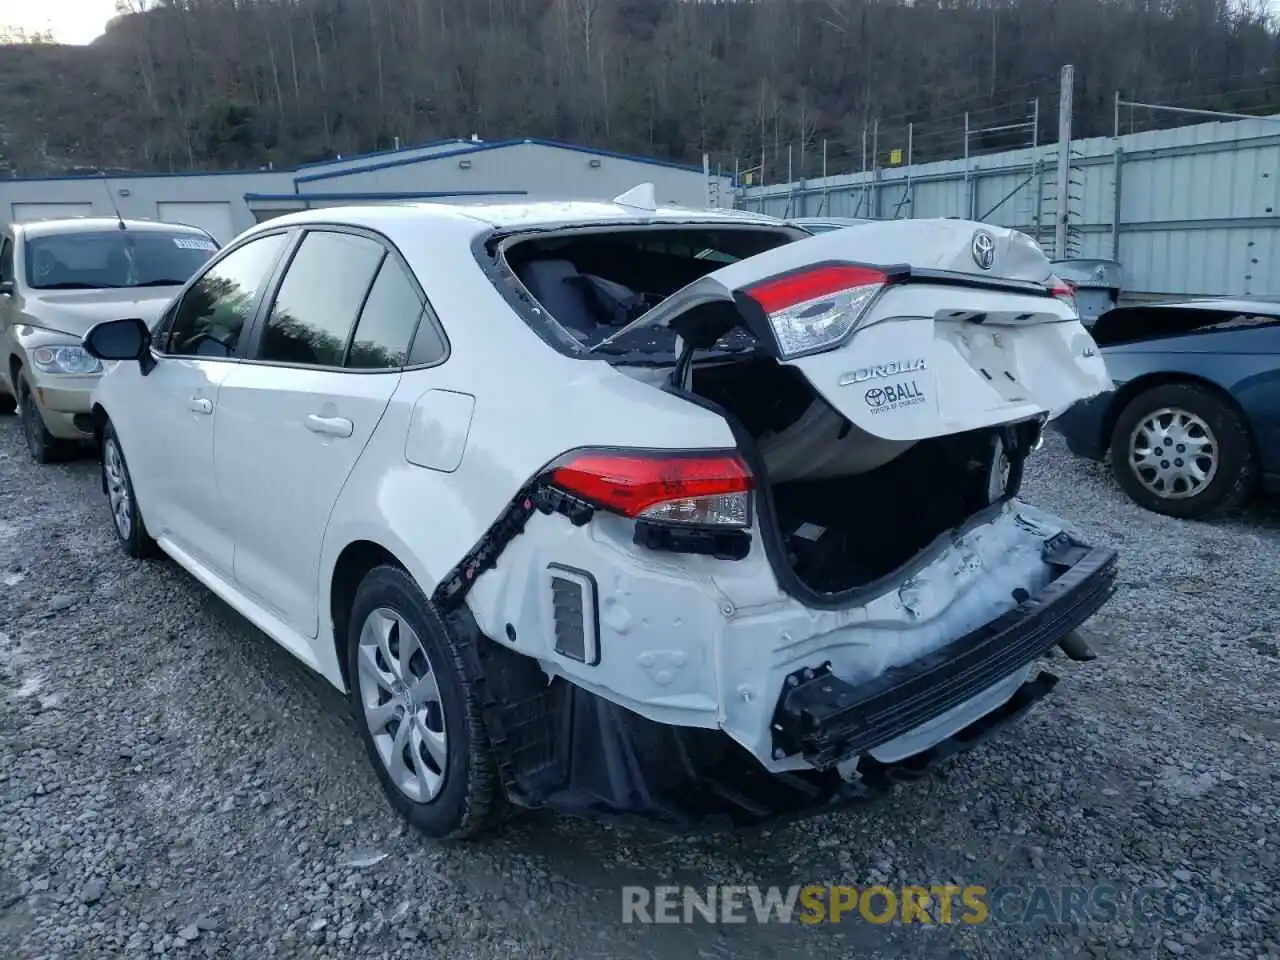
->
<box><xmin>0</xmin><ymin>138</ymin><xmax>733</xmax><ymax>244</ymax></box>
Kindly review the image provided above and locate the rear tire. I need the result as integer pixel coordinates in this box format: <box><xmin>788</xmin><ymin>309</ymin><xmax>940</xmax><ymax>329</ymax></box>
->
<box><xmin>101</xmin><ymin>421</ymin><xmax>156</xmax><ymax>558</ymax></box>
<box><xmin>18</xmin><ymin>377</ymin><xmax>73</xmax><ymax>464</ymax></box>
<box><xmin>0</xmin><ymin>392</ymin><xmax>15</xmax><ymax>415</ymax></box>
<box><xmin>1109</xmin><ymin>382</ymin><xmax>1255</xmax><ymax>520</ymax></box>
<box><xmin>346</xmin><ymin>565</ymin><xmax>505</xmax><ymax>839</ymax></box>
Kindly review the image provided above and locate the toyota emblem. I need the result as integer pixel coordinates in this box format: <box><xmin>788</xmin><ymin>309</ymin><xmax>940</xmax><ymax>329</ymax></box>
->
<box><xmin>971</xmin><ymin>230</ymin><xmax>996</xmax><ymax>271</ymax></box>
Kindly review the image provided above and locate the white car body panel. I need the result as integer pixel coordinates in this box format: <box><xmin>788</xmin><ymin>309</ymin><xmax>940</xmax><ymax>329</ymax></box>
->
<box><xmin>213</xmin><ymin>363</ymin><xmax>403</xmax><ymax>638</ymax></box>
<box><xmin>116</xmin><ymin>357</ymin><xmax>235</xmax><ymax>575</ymax></box>
<box><xmin>87</xmin><ymin>199</ymin><xmax>1115</xmax><ymax>815</ymax></box>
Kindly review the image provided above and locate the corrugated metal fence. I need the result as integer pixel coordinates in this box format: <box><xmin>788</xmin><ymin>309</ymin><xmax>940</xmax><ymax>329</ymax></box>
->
<box><xmin>735</xmin><ymin>116</ymin><xmax>1280</xmax><ymax>299</ymax></box>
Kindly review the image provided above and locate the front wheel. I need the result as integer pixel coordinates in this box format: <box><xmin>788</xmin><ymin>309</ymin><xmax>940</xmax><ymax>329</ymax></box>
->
<box><xmin>1109</xmin><ymin>382</ymin><xmax>1255</xmax><ymax>519</ymax></box>
<box><xmin>19</xmin><ymin>377</ymin><xmax>73</xmax><ymax>464</ymax></box>
<box><xmin>101</xmin><ymin>421</ymin><xmax>156</xmax><ymax>558</ymax></box>
<box><xmin>346</xmin><ymin>565</ymin><xmax>505</xmax><ymax>839</ymax></box>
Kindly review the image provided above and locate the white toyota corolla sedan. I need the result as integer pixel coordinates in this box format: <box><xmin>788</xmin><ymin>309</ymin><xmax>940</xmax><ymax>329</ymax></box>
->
<box><xmin>81</xmin><ymin>189</ymin><xmax>1118</xmax><ymax>838</ymax></box>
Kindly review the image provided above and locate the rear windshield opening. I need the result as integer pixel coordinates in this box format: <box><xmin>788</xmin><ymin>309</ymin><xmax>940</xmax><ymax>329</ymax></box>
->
<box><xmin>500</xmin><ymin>227</ymin><xmax>796</xmax><ymax>359</ymax></box>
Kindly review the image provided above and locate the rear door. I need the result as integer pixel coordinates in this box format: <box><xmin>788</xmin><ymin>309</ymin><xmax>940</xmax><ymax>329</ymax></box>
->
<box><xmin>214</xmin><ymin>228</ymin><xmax>424</xmax><ymax>639</ymax></box>
<box><xmin>609</xmin><ymin>219</ymin><xmax>1111</xmax><ymax>442</ymax></box>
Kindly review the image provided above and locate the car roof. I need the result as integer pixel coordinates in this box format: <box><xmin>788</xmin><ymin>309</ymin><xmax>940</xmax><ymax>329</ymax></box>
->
<box><xmin>251</xmin><ymin>198</ymin><xmax>789</xmax><ymax>239</ymax></box>
<box><xmin>16</xmin><ymin>218</ymin><xmax>213</xmax><ymax>239</ymax></box>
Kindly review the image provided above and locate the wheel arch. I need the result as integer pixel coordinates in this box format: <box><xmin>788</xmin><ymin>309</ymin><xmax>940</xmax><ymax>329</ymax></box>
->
<box><xmin>1103</xmin><ymin>372</ymin><xmax>1256</xmax><ymax>461</ymax></box>
<box><xmin>328</xmin><ymin>538</ymin><xmax>410</xmax><ymax>691</ymax></box>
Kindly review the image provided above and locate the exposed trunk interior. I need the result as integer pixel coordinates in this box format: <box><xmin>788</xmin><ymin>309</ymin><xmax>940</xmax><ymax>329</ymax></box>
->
<box><xmin>689</xmin><ymin>358</ymin><xmax>1031</xmax><ymax>595</ymax></box>
<box><xmin>501</xmin><ymin>224</ymin><xmax>1048</xmax><ymax>597</ymax></box>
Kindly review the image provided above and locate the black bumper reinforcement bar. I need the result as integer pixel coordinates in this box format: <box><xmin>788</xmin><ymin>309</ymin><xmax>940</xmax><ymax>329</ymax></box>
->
<box><xmin>772</xmin><ymin>534</ymin><xmax>1118</xmax><ymax>769</ymax></box>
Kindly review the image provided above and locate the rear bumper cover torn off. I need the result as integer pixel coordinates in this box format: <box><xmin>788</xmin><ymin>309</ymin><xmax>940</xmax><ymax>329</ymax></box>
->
<box><xmin>771</xmin><ymin>532</ymin><xmax>1118</xmax><ymax>770</ymax></box>
<box><xmin>463</xmin><ymin>531</ymin><xmax>1117</xmax><ymax>832</ymax></box>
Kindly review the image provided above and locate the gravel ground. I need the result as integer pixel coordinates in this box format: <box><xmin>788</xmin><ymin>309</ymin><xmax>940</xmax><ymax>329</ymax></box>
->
<box><xmin>2</xmin><ymin>417</ymin><xmax>1279</xmax><ymax>960</ymax></box>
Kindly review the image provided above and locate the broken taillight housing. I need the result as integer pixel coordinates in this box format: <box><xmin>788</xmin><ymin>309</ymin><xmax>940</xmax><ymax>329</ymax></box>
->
<box><xmin>743</xmin><ymin>264</ymin><xmax>889</xmax><ymax>359</ymax></box>
<box><xmin>1047</xmin><ymin>274</ymin><xmax>1078</xmax><ymax>314</ymax></box>
<box><xmin>545</xmin><ymin>449</ymin><xmax>753</xmax><ymax>527</ymax></box>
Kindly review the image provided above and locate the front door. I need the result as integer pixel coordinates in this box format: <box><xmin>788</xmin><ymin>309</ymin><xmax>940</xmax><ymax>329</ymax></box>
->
<box><xmin>135</xmin><ymin>230</ymin><xmax>291</xmax><ymax>576</ymax></box>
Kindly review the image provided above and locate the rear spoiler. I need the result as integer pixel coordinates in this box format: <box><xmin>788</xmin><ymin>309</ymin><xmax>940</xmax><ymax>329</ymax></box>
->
<box><xmin>885</xmin><ymin>265</ymin><xmax>1061</xmax><ymax>298</ymax></box>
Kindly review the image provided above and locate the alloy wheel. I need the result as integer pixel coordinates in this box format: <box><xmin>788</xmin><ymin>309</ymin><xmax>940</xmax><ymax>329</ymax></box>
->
<box><xmin>1128</xmin><ymin>407</ymin><xmax>1219</xmax><ymax>500</ymax></box>
<box><xmin>103</xmin><ymin>438</ymin><xmax>133</xmax><ymax>540</ymax></box>
<box><xmin>355</xmin><ymin>607</ymin><xmax>448</xmax><ymax>803</ymax></box>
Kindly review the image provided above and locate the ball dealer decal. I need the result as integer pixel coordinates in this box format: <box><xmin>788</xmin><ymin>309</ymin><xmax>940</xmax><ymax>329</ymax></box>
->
<box><xmin>863</xmin><ymin>379</ymin><xmax>926</xmax><ymax>414</ymax></box>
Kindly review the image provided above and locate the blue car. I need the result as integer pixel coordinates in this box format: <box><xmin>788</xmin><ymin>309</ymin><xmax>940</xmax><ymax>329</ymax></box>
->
<box><xmin>1053</xmin><ymin>297</ymin><xmax>1280</xmax><ymax>519</ymax></box>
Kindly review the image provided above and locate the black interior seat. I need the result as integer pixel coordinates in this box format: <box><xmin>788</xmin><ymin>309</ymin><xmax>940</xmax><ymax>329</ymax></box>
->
<box><xmin>518</xmin><ymin>259</ymin><xmax>602</xmax><ymax>338</ymax></box>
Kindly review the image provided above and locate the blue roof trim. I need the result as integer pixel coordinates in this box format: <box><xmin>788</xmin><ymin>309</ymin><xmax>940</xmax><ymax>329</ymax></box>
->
<box><xmin>291</xmin><ymin>138</ymin><xmax>468</xmax><ymax>171</ymax></box>
<box><xmin>293</xmin><ymin>137</ymin><xmax>708</xmax><ymax>184</ymax></box>
<box><xmin>1</xmin><ymin>168</ymin><xmax>281</xmax><ymax>184</ymax></box>
<box><xmin>244</xmin><ymin>189</ymin><xmax>529</xmax><ymax>202</ymax></box>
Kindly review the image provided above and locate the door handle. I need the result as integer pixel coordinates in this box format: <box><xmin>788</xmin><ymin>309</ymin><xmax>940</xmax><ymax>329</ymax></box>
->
<box><xmin>305</xmin><ymin>414</ymin><xmax>354</xmax><ymax>438</ymax></box>
<box><xmin>187</xmin><ymin>397</ymin><xmax>213</xmax><ymax>415</ymax></box>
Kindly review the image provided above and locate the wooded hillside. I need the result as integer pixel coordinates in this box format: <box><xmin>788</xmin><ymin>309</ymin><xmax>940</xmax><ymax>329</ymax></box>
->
<box><xmin>0</xmin><ymin>0</ymin><xmax>1277</xmax><ymax>179</ymax></box>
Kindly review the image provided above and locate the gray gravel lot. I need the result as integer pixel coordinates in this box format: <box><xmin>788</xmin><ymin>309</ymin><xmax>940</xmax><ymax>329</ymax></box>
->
<box><xmin>2</xmin><ymin>417</ymin><xmax>1279</xmax><ymax>960</ymax></box>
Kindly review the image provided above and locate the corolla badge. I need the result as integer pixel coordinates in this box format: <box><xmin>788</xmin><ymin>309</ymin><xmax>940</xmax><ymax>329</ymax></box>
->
<box><xmin>837</xmin><ymin>358</ymin><xmax>927</xmax><ymax>386</ymax></box>
<box><xmin>971</xmin><ymin>230</ymin><xmax>996</xmax><ymax>271</ymax></box>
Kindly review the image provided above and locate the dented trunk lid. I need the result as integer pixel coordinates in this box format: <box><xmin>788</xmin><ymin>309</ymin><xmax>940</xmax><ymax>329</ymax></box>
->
<box><xmin>601</xmin><ymin>218</ymin><xmax>1111</xmax><ymax>441</ymax></box>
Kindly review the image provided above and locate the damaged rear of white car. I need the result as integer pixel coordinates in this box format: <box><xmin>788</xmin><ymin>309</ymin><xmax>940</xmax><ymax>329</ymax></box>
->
<box><xmin>86</xmin><ymin>198</ymin><xmax>1117</xmax><ymax>839</ymax></box>
<box><xmin>430</xmin><ymin>210</ymin><xmax>1118</xmax><ymax>833</ymax></box>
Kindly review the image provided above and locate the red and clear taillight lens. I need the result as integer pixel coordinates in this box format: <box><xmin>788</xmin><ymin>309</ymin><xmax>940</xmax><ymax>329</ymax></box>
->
<box><xmin>1047</xmin><ymin>274</ymin><xmax>1078</xmax><ymax>314</ymax></box>
<box><xmin>544</xmin><ymin>450</ymin><xmax>754</xmax><ymax>528</ymax></box>
<box><xmin>743</xmin><ymin>264</ymin><xmax>889</xmax><ymax>359</ymax></box>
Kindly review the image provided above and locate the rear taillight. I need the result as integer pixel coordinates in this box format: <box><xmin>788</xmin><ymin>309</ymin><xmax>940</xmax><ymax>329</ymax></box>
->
<box><xmin>545</xmin><ymin>449</ymin><xmax>753</xmax><ymax>527</ymax></box>
<box><xmin>1048</xmin><ymin>274</ymin><xmax>1078</xmax><ymax>313</ymax></box>
<box><xmin>743</xmin><ymin>264</ymin><xmax>889</xmax><ymax>359</ymax></box>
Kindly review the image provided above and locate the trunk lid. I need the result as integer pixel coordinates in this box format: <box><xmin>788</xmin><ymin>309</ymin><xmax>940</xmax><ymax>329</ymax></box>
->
<box><xmin>599</xmin><ymin>218</ymin><xmax>1110</xmax><ymax>441</ymax></box>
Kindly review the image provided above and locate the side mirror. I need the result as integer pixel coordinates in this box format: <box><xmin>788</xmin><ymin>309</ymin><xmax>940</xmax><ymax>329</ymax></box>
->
<box><xmin>0</xmin><ymin>280</ymin><xmax>13</xmax><ymax>296</ymax></box>
<box><xmin>83</xmin><ymin>317</ymin><xmax>155</xmax><ymax>373</ymax></box>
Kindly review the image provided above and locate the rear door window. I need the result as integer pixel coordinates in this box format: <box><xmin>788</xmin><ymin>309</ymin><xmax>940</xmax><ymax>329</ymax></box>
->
<box><xmin>256</xmin><ymin>230</ymin><xmax>385</xmax><ymax>368</ymax></box>
<box><xmin>346</xmin><ymin>256</ymin><xmax>430</xmax><ymax>369</ymax></box>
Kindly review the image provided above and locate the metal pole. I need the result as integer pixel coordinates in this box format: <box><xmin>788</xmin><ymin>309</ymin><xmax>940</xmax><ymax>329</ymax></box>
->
<box><xmin>1033</xmin><ymin>157</ymin><xmax>1044</xmax><ymax>244</ymax></box>
<box><xmin>871</xmin><ymin>118</ymin><xmax>879</xmax><ymax>219</ymax></box>
<box><xmin>821</xmin><ymin>139</ymin><xmax>828</xmax><ymax>215</ymax></box>
<box><xmin>1113</xmin><ymin>91</ymin><xmax>1120</xmax><ymax>138</ymax></box>
<box><xmin>861</xmin><ymin>124</ymin><xmax>867</xmax><ymax>172</ymax></box>
<box><xmin>761</xmin><ymin>141</ymin><xmax>766</xmax><ymax>189</ymax></box>
<box><xmin>1054</xmin><ymin>64</ymin><xmax>1074</xmax><ymax>260</ymax></box>
<box><xmin>963</xmin><ymin>112</ymin><xmax>971</xmax><ymax>220</ymax></box>
<box><xmin>786</xmin><ymin>144</ymin><xmax>794</xmax><ymax>217</ymax></box>
<box><xmin>1111</xmin><ymin>147</ymin><xmax>1123</xmax><ymax>259</ymax></box>
<box><xmin>1032</xmin><ymin>98</ymin><xmax>1039</xmax><ymax>150</ymax></box>
<box><xmin>906</xmin><ymin>122</ymin><xmax>914</xmax><ymax>218</ymax></box>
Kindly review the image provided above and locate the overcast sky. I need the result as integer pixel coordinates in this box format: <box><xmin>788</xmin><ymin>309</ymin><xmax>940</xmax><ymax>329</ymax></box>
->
<box><xmin>2</xmin><ymin>0</ymin><xmax>118</xmax><ymax>44</ymax></box>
